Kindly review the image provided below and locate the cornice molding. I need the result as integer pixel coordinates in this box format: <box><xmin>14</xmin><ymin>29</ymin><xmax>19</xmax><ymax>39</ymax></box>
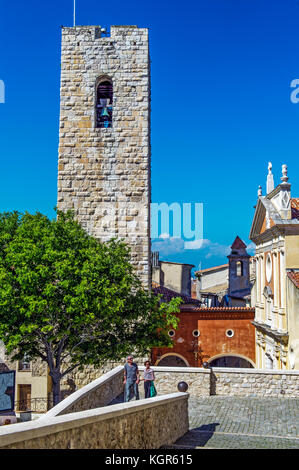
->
<box><xmin>251</xmin><ymin>320</ymin><xmax>289</xmax><ymax>345</ymax></box>
<box><xmin>250</xmin><ymin>198</ymin><xmax>266</xmax><ymax>241</ymax></box>
<box><xmin>251</xmin><ymin>225</ymin><xmax>283</xmax><ymax>245</ymax></box>
<box><xmin>179</xmin><ymin>306</ymin><xmax>255</xmax><ymax>320</ymax></box>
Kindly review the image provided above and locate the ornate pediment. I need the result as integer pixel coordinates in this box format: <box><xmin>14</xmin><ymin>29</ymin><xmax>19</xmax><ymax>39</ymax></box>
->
<box><xmin>249</xmin><ymin>198</ymin><xmax>266</xmax><ymax>240</ymax></box>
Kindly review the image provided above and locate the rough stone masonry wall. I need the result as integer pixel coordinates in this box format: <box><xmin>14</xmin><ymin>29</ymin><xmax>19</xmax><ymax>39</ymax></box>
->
<box><xmin>31</xmin><ymin>358</ymin><xmax>48</xmax><ymax>377</ymax></box>
<box><xmin>211</xmin><ymin>368</ymin><xmax>299</xmax><ymax>397</ymax></box>
<box><xmin>60</xmin><ymin>355</ymin><xmax>148</xmax><ymax>399</ymax></box>
<box><xmin>44</xmin><ymin>367</ymin><xmax>124</xmax><ymax>418</ymax></box>
<box><xmin>149</xmin><ymin>367</ymin><xmax>299</xmax><ymax>398</ymax></box>
<box><xmin>0</xmin><ymin>394</ymin><xmax>188</xmax><ymax>449</ymax></box>
<box><xmin>150</xmin><ymin>367</ymin><xmax>211</xmax><ymax>397</ymax></box>
<box><xmin>62</xmin><ymin>365</ymin><xmax>299</xmax><ymax>402</ymax></box>
<box><xmin>60</xmin><ymin>361</ymin><xmax>120</xmax><ymax>396</ymax></box>
<box><xmin>57</xmin><ymin>25</ymin><xmax>151</xmax><ymax>288</ymax></box>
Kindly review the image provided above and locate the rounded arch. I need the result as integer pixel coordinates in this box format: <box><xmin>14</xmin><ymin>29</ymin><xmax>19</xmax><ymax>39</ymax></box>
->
<box><xmin>155</xmin><ymin>353</ymin><xmax>189</xmax><ymax>367</ymax></box>
<box><xmin>95</xmin><ymin>76</ymin><xmax>113</xmax><ymax>128</ymax></box>
<box><xmin>208</xmin><ymin>353</ymin><xmax>255</xmax><ymax>368</ymax></box>
<box><xmin>236</xmin><ymin>260</ymin><xmax>243</xmax><ymax>276</ymax></box>
<box><xmin>95</xmin><ymin>74</ymin><xmax>113</xmax><ymax>89</ymax></box>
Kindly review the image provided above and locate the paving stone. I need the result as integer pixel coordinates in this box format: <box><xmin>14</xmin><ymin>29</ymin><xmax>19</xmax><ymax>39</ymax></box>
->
<box><xmin>165</xmin><ymin>396</ymin><xmax>299</xmax><ymax>449</ymax></box>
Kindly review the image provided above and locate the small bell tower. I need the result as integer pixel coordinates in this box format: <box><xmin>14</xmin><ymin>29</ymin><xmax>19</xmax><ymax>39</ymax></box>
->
<box><xmin>228</xmin><ymin>236</ymin><xmax>251</xmax><ymax>301</ymax></box>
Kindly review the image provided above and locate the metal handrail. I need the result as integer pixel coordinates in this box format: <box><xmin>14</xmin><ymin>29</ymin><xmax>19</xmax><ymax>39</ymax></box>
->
<box><xmin>14</xmin><ymin>397</ymin><xmax>53</xmax><ymax>413</ymax></box>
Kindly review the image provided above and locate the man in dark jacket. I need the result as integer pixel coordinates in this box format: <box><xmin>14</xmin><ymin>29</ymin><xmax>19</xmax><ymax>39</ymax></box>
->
<box><xmin>123</xmin><ymin>355</ymin><xmax>140</xmax><ymax>402</ymax></box>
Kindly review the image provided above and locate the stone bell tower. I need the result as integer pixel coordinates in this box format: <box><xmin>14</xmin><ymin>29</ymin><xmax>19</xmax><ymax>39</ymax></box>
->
<box><xmin>228</xmin><ymin>236</ymin><xmax>251</xmax><ymax>300</ymax></box>
<box><xmin>57</xmin><ymin>25</ymin><xmax>151</xmax><ymax>287</ymax></box>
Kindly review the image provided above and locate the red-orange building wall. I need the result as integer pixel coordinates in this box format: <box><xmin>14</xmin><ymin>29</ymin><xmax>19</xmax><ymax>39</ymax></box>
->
<box><xmin>151</xmin><ymin>307</ymin><xmax>256</xmax><ymax>367</ymax></box>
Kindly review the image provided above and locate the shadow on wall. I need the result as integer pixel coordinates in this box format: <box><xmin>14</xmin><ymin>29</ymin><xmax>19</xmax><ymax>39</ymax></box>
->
<box><xmin>210</xmin><ymin>369</ymin><xmax>217</xmax><ymax>396</ymax></box>
<box><xmin>60</xmin><ymin>378</ymin><xmax>77</xmax><ymax>401</ymax></box>
<box><xmin>209</xmin><ymin>357</ymin><xmax>253</xmax><ymax>368</ymax></box>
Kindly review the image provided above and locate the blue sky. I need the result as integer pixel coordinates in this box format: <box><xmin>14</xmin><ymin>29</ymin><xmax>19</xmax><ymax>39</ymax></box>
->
<box><xmin>1</xmin><ymin>0</ymin><xmax>299</xmax><ymax>271</ymax></box>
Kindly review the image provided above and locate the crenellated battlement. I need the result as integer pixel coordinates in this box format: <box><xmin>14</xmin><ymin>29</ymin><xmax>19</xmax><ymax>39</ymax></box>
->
<box><xmin>61</xmin><ymin>25</ymin><xmax>147</xmax><ymax>41</ymax></box>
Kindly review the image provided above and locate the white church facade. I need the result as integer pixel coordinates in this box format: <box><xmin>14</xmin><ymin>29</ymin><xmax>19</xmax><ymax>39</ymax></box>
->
<box><xmin>250</xmin><ymin>163</ymin><xmax>299</xmax><ymax>369</ymax></box>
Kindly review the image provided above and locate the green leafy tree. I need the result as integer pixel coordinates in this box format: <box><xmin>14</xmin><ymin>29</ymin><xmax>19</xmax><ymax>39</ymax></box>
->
<box><xmin>0</xmin><ymin>210</ymin><xmax>181</xmax><ymax>405</ymax></box>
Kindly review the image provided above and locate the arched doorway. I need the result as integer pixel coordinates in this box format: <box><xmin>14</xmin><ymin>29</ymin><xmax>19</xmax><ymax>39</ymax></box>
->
<box><xmin>209</xmin><ymin>355</ymin><xmax>254</xmax><ymax>368</ymax></box>
<box><xmin>155</xmin><ymin>353</ymin><xmax>189</xmax><ymax>367</ymax></box>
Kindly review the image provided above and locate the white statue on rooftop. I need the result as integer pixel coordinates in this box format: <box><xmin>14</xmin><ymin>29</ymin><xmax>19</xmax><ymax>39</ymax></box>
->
<box><xmin>266</xmin><ymin>162</ymin><xmax>274</xmax><ymax>194</ymax></box>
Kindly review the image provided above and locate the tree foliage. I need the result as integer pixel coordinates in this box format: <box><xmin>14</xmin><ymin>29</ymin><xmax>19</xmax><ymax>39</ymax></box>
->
<box><xmin>0</xmin><ymin>210</ymin><xmax>181</xmax><ymax>404</ymax></box>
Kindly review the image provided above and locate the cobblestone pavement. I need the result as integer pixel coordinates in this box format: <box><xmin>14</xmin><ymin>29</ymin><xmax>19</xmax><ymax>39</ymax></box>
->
<box><xmin>167</xmin><ymin>396</ymin><xmax>299</xmax><ymax>449</ymax></box>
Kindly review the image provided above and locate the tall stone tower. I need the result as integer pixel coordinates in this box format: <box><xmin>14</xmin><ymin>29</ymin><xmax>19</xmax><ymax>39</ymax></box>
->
<box><xmin>57</xmin><ymin>25</ymin><xmax>151</xmax><ymax>287</ymax></box>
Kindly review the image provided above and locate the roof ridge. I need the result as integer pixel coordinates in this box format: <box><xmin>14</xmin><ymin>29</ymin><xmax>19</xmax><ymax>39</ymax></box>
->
<box><xmin>195</xmin><ymin>264</ymin><xmax>228</xmax><ymax>274</ymax></box>
<box><xmin>231</xmin><ymin>235</ymin><xmax>247</xmax><ymax>250</ymax></box>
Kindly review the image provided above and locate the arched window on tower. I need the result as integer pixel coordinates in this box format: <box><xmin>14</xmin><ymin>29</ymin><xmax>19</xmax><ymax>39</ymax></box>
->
<box><xmin>236</xmin><ymin>261</ymin><xmax>243</xmax><ymax>276</ymax></box>
<box><xmin>96</xmin><ymin>79</ymin><xmax>113</xmax><ymax>128</ymax></box>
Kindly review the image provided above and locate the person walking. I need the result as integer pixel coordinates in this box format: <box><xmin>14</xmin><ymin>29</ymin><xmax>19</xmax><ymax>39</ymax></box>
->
<box><xmin>123</xmin><ymin>355</ymin><xmax>140</xmax><ymax>402</ymax></box>
<box><xmin>142</xmin><ymin>360</ymin><xmax>156</xmax><ymax>398</ymax></box>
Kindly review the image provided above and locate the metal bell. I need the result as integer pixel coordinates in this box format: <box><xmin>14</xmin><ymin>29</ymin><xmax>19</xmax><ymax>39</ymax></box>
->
<box><xmin>101</xmin><ymin>107</ymin><xmax>109</xmax><ymax>117</ymax></box>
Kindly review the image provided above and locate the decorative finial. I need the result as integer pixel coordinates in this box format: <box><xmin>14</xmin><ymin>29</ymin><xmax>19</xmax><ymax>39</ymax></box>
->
<box><xmin>258</xmin><ymin>185</ymin><xmax>262</xmax><ymax>196</ymax></box>
<box><xmin>266</xmin><ymin>162</ymin><xmax>274</xmax><ymax>194</ymax></box>
<box><xmin>281</xmin><ymin>164</ymin><xmax>289</xmax><ymax>183</ymax></box>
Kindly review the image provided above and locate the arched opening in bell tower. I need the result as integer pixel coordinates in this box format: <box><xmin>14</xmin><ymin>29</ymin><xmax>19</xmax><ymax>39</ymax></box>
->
<box><xmin>96</xmin><ymin>78</ymin><xmax>113</xmax><ymax>128</ymax></box>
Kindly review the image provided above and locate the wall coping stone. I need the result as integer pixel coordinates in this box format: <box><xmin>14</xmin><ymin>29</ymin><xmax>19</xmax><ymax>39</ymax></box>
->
<box><xmin>0</xmin><ymin>393</ymin><xmax>188</xmax><ymax>448</ymax></box>
<box><xmin>210</xmin><ymin>367</ymin><xmax>299</xmax><ymax>376</ymax></box>
<box><xmin>141</xmin><ymin>365</ymin><xmax>299</xmax><ymax>376</ymax></box>
<box><xmin>141</xmin><ymin>366</ymin><xmax>210</xmax><ymax>374</ymax></box>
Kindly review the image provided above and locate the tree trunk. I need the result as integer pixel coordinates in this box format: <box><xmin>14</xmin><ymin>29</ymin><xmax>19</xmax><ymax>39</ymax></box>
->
<box><xmin>50</xmin><ymin>370</ymin><xmax>61</xmax><ymax>407</ymax></box>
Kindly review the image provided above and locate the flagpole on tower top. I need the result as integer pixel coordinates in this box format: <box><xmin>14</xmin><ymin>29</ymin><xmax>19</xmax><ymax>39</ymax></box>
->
<box><xmin>73</xmin><ymin>0</ymin><xmax>76</xmax><ymax>27</ymax></box>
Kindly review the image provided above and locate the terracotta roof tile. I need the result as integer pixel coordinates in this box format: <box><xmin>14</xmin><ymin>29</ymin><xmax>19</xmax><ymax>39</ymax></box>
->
<box><xmin>287</xmin><ymin>270</ymin><xmax>299</xmax><ymax>289</ymax></box>
<box><xmin>180</xmin><ymin>305</ymin><xmax>255</xmax><ymax>312</ymax></box>
<box><xmin>152</xmin><ymin>285</ymin><xmax>201</xmax><ymax>305</ymax></box>
<box><xmin>291</xmin><ymin>198</ymin><xmax>299</xmax><ymax>220</ymax></box>
<box><xmin>231</xmin><ymin>236</ymin><xmax>247</xmax><ymax>250</ymax></box>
